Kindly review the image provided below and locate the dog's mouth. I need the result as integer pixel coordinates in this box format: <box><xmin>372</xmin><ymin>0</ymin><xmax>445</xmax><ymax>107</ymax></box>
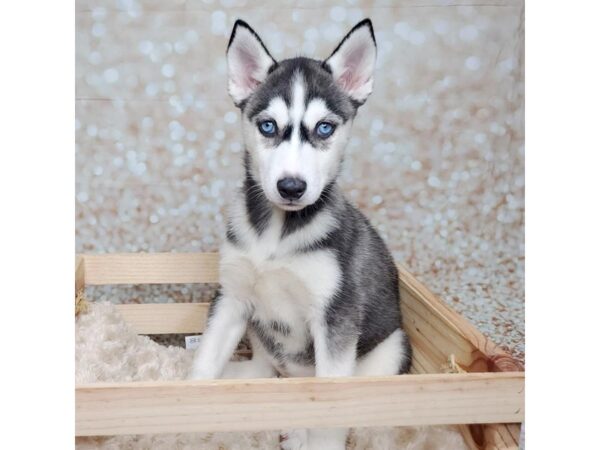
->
<box><xmin>276</xmin><ymin>201</ymin><xmax>306</xmax><ymax>212</ymax></box>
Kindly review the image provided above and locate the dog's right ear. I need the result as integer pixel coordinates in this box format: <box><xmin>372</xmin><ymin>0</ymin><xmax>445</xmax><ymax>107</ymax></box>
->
<box><xmin>227</xmin><ymin>20</ymin><xmax>276</xmax><ymax>106</ymax></box>
<box><xmin>324</xmin><ymin>19</ymin><xmax>377</xmax><ymax>104</ymax></box>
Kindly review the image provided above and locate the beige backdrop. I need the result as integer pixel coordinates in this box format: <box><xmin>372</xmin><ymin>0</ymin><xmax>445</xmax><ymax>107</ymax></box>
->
<box><xmin>76</xmin><ymin>0</ymin><xmax>524</xmax><ymax>361</ymax></box>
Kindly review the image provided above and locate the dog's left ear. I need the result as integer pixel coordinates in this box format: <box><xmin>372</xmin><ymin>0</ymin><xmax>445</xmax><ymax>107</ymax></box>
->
<box><xmin>324</xmin><ymin>19</ymin><xmax>377</xmax><ymax>104</ymax></box>
<box><xmin>227</xmin><ymin>20</ymin><xmax>277</xmax><ymax>105</ymax></box>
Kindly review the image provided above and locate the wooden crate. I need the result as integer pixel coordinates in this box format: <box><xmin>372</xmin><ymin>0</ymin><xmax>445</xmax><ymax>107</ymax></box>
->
<box><xmin>75</xmin><ymin>253</ymin><xmax>524</xmax><ymax>449</ymax></box>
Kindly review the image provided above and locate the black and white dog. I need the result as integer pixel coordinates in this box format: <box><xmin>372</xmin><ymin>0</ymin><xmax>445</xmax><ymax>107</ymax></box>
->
<box><xmin>190</xmin><ymin>19</ymin><xmax>412</xmax><ymax>449</ymax></box>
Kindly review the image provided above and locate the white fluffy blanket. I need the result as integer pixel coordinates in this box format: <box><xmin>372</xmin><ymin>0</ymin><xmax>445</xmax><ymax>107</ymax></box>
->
<box><xmin>76</xmin><ymin>302</ymin><xmax>467</xmax><ymax>450</ymax></box>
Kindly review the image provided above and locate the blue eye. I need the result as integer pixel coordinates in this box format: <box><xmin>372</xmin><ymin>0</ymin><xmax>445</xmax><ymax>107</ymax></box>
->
<box><xmin>259</xmin><ymin>120</ymin><xmax>277</xmax><ymax>136</ymax></box>
<box><xmin>316</xmin><ymin>122</ymin><xmax>335</xmax><ymax>138</ymax></box>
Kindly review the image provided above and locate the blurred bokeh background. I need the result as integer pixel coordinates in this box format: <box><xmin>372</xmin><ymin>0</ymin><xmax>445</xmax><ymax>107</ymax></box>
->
<box><xmin>76</xmin><ymin>0</ymin><xmax>524</xmax><ymax>362</ymax></box>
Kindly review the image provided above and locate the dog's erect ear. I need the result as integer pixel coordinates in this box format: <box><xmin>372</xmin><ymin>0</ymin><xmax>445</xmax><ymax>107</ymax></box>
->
<box><xmin>227</xmin><ymin>20</ymin><xmax>277</xmax><ymax>105</ymax></box>
<box><xmin>324</xmin><ymin>19</ymin><xmax>377</xmax><ymax>104</ymax></box>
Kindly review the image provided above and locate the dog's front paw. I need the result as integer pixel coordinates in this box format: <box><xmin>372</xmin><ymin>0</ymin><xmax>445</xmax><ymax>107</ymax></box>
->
<box><xmin>187</xmin><ymin>365</ymin><xmax>215</xmax><ymax>380</ymax></box>
<box><xmin>280</xmin><ymin>429</ymin><xmax>308</xmax><ymax>450</ymax></box>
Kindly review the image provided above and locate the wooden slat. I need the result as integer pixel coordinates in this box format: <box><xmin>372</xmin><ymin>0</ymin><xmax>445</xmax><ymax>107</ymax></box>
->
<box><xmin>458</xmin><ymin>423</ymin><xmax>521</xmax><ymax>450</ymax></box>
<box><xmin>397</xmin><ymin>265</ymin><xmax>523</xmax><ymax>373</ymax></box>
<box><xmin>406</xmin><ymin>329</ymin><xmax>447</xmax><ymax>374</ymax></box>
<box><xmin>396</xmin><ymin>266</ymin><xmax>524</xmax><ymax>449</ymax></box>
<box><xmin>115</xmin><ymin>303</ymin><xmax>209</xmax><ymax>335</ymax></box>
<box><xmin>403</xmin><ymin>297</ymin><xmax>476</xmax><ymax>363</ymax></box>
<box><xmin>401</xmin><ymin>289</ymin><xmax>489</xmax><ymax>372</ymax></box>
<box><xmin>503</xmin><ymin>424</ymin><xmax>521</xmax><ymax>445</ymax></box>
<box><xmin>75</xmin><ymin>255</ymin><xmax>85</xmax><ymax>293</ymax></box>
<box><xmin>82</xmin><ymin>253</ymin><xmax>219</xmax><ymax>285</ymax></box>
<box><xmin>76</xmin><ymin>372</ymin><xmax>524</xmax><ymax>437</ymax></box>
<box><xmin>459</xmin><ymin>424</ymin><xmax>484</xmax><ymax>450</ymax></box>
<box><xmin>486</xmin><ymin>424</ymin><xmax>520</xmax><ymax>449</ymax></box>
<box><xmin>408</xmin><ymin>345</ymin><xmax>432</xmax><ymax>374</ymax></box>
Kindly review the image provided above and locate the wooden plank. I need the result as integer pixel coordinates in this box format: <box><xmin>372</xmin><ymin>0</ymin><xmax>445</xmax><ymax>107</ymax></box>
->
<box><xmin>401</xmin><ymin>289</ymin><xmax>489</xmax><ymax>372</ymax></box>
<box><xmin>116</xmin><ymin>303</ymin><xmax>209</xmax><ymax>335</ymax></box>
<box><xmin>397</xmin><ymin>265</ymin><xmax>523</xmax><ymax>373</ymax></box>
<box><xmin>76</xmin><ymin>372</ymin><xmax>524</xmax><ymax>437</ymax></box>
<box><xmin>503</xmin><ymin>424</ymin><xmax>521</xmax><ymax>444</ymax></box>
<box><xmin>401</xmin><ymin>284</ymin><xmax>484</xmax><ymax>359</ymax></box>
<box><xmin>486</xmin><ymin>424</ymin><xmax>521</xmax><ymax>449</ymax></box>
<box><xmin>405</xmin><ymin>325</ymin><xmax>447</xmax><ymax>374</ymax></box>
<box><xmin>459</xmin><ymin>424</ymin><xmax>485</xmax><ymax>450</ymax></box>
<box><xmin>397</xmin><ymin>265</ymin><xmax>524</xmax><ymax>450</ymax></box>
<box><xmin>462</xmin><ymin>423</ymin><xmax>521</xmax><ymax>450</ymax></box>
<box><xmin>75</xmin><ymin>256</ymin><xmax>88</xmax><ymax>316</ymax></box>
<box><xmin>408</xmin><ymin>345</ymin><xmax>432</xmax><ymax>374</ymax></box>
<box><xmin>82</xmin><ymin>253</ymin><xmax>219</xmax><ymax>285</ymax></box>
<box><xmin>75</xmin><ymin>255</ymin><xmax>85</xmax><ymax>293</ymax></box>
<box><xmin>458</xmin><ymin>423</ymin><xmax>521</xmax><ymax>450</ymax></box>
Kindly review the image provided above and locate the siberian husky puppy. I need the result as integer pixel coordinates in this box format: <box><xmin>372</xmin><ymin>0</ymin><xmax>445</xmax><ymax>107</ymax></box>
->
<box><xmin>190</xmin><ymin>19</ymin><xmax>412</xmax><ymax>450</ymax></box>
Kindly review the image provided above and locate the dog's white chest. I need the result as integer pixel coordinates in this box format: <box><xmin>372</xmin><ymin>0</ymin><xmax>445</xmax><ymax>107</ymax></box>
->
<box><xmin>218</xmin><ymin>219</ymin><xmax>341</xmax><ymax>374</ymax></box>
<box><xmin>220</xmin><ymin>241</ymin><xmax>339</xmax><ymax>316</ymax></box>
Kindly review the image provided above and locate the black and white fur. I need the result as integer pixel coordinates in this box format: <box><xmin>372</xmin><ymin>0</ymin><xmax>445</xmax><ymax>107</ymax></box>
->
<box><xmin>190</xmin><ymin>19</ymin><xmax>412</xmax><ymax>450</ymax></box>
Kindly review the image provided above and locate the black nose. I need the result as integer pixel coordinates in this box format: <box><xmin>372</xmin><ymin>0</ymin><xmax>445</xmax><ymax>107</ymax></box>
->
<box><xmin>277</xmin><ymin>177</ymin><xmax>307</xmax><ymax>201</ymax></box>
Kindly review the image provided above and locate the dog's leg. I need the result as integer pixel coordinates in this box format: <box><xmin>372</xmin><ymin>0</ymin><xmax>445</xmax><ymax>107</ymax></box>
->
<box><xmin>220</xmin><ymin>358</ymin><xmax>277</xmax><ymax>378</ymax></box>
<box><xmin>280</xmin><ymin>429</ymin><xmax>308</xmax><ymax>450</ymax></box>
<box><xmin>189</xmin><ymin>295</ymin><xmax>248</xmax><ymax>379</ymax></box>
<box><xmin>221</xmin><ymin>332</ymin><xmax>277</xmax><ymax>379</ymax></box>
<box><xmin>280</xmin><ymin>320</ymin><xmax>356</xmax><ymax>450</ymax></box>
<box><xmin>306</xmin><ymin>319</ymin><xmax>358</xmax><ymax>450</ymax></box>
<box><xmin>355</xmin><ymin>328</ymin><xmax>410</xmax><ymax>376</ymax></box>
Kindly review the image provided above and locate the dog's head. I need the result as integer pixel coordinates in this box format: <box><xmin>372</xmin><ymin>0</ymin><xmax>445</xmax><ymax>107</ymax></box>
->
<box><xmin>227</xmin><ymin>19</ymin><xmax>377</xmax><ymax>211</ymax></box>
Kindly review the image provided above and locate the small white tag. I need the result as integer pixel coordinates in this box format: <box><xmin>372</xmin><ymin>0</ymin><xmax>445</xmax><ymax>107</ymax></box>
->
<box><xmin>185</xmin><ymin>335</ymin><xmax>203</xmax><ymax>350</ymax></box>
